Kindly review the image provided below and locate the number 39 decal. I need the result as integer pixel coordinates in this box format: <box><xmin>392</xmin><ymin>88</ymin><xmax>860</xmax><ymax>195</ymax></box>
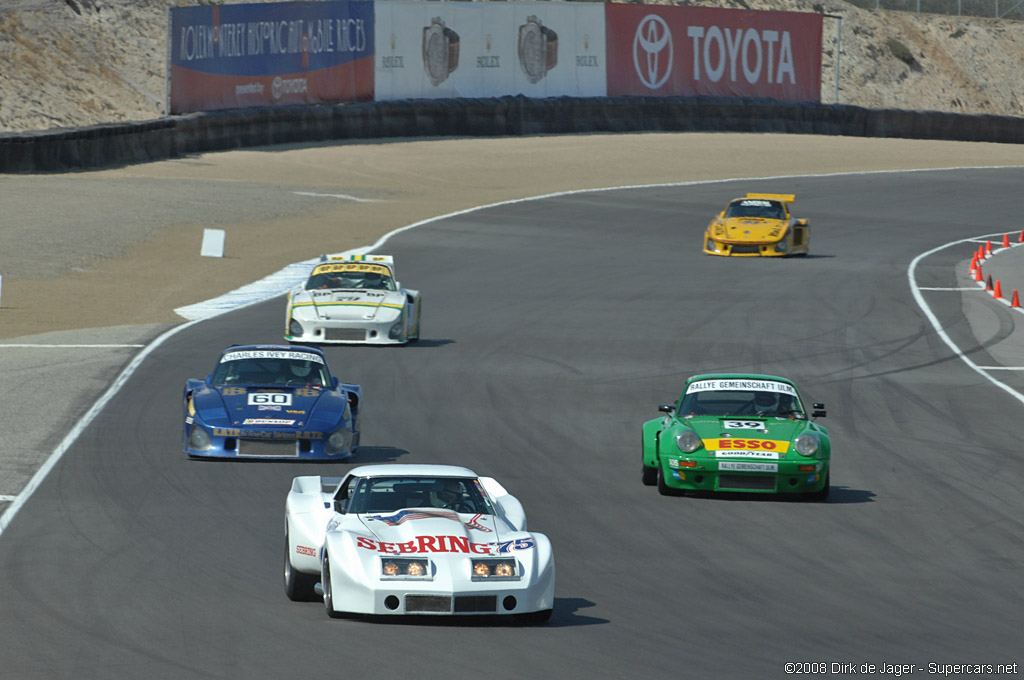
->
<box><xmin>248</xmin><ymin>392</ymin><xmax>294</xmax><ymax>406</ymax></box>
<box><xmin>723</xmin><ymin>420</ymin><xmax>764</xmax><ymax>430</ymax></box>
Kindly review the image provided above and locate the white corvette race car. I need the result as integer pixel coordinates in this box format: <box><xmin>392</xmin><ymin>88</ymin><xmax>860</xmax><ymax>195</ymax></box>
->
<box><xmin>284</xmin><ymin>464</ymin><xmax>555</xmax><ymax>622</ymax></box>
<box><xmin>285</xmin><ymin>254</ymin><xmax>421</xmax><ymax>345</ymax></box>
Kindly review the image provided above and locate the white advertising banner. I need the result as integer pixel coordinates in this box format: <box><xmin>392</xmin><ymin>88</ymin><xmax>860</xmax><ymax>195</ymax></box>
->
<box><xmin>374</xmin><ymin>1</ymin><xmax>606</xmax><ymax>100</ymax></box>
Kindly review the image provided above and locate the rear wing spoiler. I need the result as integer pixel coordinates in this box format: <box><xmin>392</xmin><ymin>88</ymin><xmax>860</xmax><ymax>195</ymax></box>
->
<box><xmin>745</xmin><ymin>193</ymin><xmax>795</xmax><ymax>203</ymax></box>
<box><xmin>320</xmin><ymin>253</ymin><xmax>394</xmax><ymax>266</ymax></box>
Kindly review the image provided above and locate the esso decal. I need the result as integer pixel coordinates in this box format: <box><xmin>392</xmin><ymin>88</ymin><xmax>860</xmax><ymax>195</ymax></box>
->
<box><xmin>716</xmin><ymin>438</ymin><xmax>778</xmax><ymax>450</ymax></box>
<box><xmin>723</xmin><ymin>420</ymin><xmax>763</xmax><ymax>430</ymax></box>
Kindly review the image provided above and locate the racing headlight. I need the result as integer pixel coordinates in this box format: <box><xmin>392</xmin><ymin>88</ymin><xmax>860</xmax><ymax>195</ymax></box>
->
<box><xmin>471</xmin><ymin>558</ymin><xmax>518</xmax><ymax>580</ymax></box>
<box><xmin>188</xmin><ymin>426</ymin><xmax>212</xmax><ymax>451</ymax></box>
<box><xmin>326</xmin><ymin>429</ymin><xmax>353</xmax><ymax>455</ymax></box>
<box><xmin>775</xmin><ymin>239</ymin><xmax>788</xmax><ymax>252</ymax></box>
<box><xmin>794</xmin><ymin>433</ymin><xmax>819</xmax><ymax>456</ymax></box>
<box><xmin>381</xmin><ymin>558</ymin><xmax>431</xmax><ymax>579</ymax></box>
<box><xmin>388</xmin><ymin>319</ymin><xmax>403</xmax><ymax>339</ymax></box>
<box><xmin>288</xmin><ymin>319</ymin><xmax>304</xmax><ymax>336</ymax></box>
<box><xmin>675</xmin><ymin>430</ymin><xmax>702</xmax><ymax>453</ymax></box>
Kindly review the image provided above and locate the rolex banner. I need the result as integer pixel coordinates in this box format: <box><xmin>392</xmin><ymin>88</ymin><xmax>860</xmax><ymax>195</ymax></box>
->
<box><xmin>168</xmin><ymin>2</ymin><xmax>824</xmax><ymax>114</ymax></box>
<box><xmin>168</xmin><ymin>1</ymin><xmax>374</xmax><ymax>114</ymax></box>
<box><xmin>373</xmin><ymin>0</ymin><xmax>606</xmax><ymax>101</ymax></box>
<box><xmin>605</xmin><ymin>4</ymin><xmax>822</xmax><ymax>101</ymax></box>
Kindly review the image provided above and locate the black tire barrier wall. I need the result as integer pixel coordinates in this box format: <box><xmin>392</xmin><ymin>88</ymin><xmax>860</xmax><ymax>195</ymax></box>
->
<box><xmin>2</xmin><ymin>95</ymin><xmax>1023</xmax><ymax>173</ymax></box>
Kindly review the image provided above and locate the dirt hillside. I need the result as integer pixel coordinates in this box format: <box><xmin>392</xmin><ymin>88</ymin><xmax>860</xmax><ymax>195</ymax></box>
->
<box><xmin>2</xmin><ymin>0</ymin><xmax>1024</xmax><ymax>133</ymax></box>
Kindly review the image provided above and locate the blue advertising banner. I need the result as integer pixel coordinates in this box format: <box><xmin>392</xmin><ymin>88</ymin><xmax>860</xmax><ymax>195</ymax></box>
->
<box><xmin>168</xmin><ymin>1</ymin><xmax>374</xmax><ymax>114</ymax></box>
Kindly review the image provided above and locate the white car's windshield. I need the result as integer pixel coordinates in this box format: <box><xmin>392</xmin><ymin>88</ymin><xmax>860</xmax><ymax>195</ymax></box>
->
<box><xmin>305</xmin><ymin>270</ymin><xmax>396</xmax><ymax>291</ymax></box>
<box><xmin>348</xmin><ymin>477</ymin><xmax>494</xmax><ymax>515</ymax></box>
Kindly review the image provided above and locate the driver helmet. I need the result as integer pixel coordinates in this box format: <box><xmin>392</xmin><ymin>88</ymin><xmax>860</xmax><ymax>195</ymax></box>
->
<box><xmin>290</xmin><ymin>360</ymin><xmax>313</xmax><ymax>378</ymax></box>
<box><xmin>435</xmin><ymin>479</ymin><xmax>462</xmax><ymax>504</ymax></box>
<box><xmin>754</xmin><ymin>392</ymin><xmax>776</xmax><ymax>408</ymax></box>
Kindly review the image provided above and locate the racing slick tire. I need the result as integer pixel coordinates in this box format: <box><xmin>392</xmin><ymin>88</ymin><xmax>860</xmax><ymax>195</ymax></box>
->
<box><xmin>641</xmin><ymin>463</ymin><xmax>657</xmax><ymax>486</ymax></box>
<box><xmin>517</xmin><ymin>608</ymin><xmax>553</xmax><ymax>625</ymax></box>
<box><xmin>807</xmin><ymin>471</ymin><xmax>830</xmax><ymax>502</ymax></box>
<box><xmin>284</xmin><ymin>528</ymin><xmax>319</xmax><ymax>602</ymax></box>
<box><xmin>322</xmin><ymin>550</ymin><xmax>342</xmax><ymax>618</ymax></box>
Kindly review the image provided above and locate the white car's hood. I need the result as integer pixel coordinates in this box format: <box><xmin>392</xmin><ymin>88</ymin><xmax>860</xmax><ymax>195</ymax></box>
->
<box><xmin>358</xmin><ymin>510</ymin><xmax>510</xmax><ymax>553</ymax></box>
<box><xmin>300</xmin><ymin>289</ymin><xmax>403</xmax><ymax>321</ymax></box>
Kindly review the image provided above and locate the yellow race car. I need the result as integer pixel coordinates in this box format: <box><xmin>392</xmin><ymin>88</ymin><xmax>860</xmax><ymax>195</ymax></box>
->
<box><xmin>703</xmin><ymin>193</ymin><xmax>810</xmax><ymax>257</ymax></box>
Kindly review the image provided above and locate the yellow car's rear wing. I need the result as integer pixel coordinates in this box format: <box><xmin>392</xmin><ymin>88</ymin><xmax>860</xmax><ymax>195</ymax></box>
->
<box><xmin>745</xmin><ymin>193</ymin><xmax>795</xmax><ymax>203</ymax></box>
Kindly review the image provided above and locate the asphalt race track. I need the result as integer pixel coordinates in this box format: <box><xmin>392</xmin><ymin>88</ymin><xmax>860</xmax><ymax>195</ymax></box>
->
<box><xmin>2</xmin><ymin>168</ymin><xmax>1024</xmax><ymax>679</ymax></box>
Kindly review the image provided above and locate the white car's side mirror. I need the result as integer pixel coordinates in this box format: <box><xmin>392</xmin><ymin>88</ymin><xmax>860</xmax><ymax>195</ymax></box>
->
<box><xmin>494</xmin><ymin>495</ymin><xmax>527</xmax><ymax>532</ymax></box>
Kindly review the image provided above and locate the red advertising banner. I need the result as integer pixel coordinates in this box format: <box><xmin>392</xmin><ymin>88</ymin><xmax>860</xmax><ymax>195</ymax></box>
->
<box><xmin>606</xmin><ymin>5</ymin><xmax>822</xmax><ymax>102</ymax></box>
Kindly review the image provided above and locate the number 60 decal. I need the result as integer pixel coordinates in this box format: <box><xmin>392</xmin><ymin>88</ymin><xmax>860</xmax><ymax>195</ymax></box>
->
<box><xmin>248</xmin><ymin>392</ymin><xmax>293</xmax><ymax>406</ymax></box>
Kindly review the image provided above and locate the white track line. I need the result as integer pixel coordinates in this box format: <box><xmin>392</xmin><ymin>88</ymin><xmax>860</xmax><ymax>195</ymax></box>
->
<box><xmin>908</xmin><ymin>232</ymin><xmax>1024</xmax><ymax>407</ymax></box>
<box><xmin>3</xmin><ymin>164</ymin><xmax>1023</xmax><ymax>537</ymax></box>
<box><xmin>0</xmin><ymin>344</ymin><xmax>145</xmax><ymax>348</ymax></box>
<box><xmin>293</xmin><ymin>191</ymin><xmax>385</xmax><ymax>203</ymax></box>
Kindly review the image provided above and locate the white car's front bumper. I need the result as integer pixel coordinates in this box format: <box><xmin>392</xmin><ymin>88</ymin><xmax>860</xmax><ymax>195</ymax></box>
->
<box><xmin>323</xmin><ymin>535</ymin><xmax>555</xmax><ymax>616</ymax></box>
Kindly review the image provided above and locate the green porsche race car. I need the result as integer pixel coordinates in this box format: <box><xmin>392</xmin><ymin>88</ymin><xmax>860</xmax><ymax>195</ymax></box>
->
<box><xmin>641</xmin><ymin>374</ymin><xmax>830</xmax><ymax>500</ymax></box>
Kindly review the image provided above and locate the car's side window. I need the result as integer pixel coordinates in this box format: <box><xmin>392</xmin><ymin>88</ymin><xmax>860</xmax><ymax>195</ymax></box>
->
<box><xmin>334</xmin><ymin>476</ymin><xmax>354</xmax><ymax>514</ymax></box>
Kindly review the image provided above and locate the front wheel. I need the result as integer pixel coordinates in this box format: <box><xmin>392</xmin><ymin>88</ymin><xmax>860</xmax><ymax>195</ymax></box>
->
<box><xmin>322</xmin><ymin>551</ymin><xmax>342</xmax><ymax>618</ymax></box>
<box><xmin>516</xmin><ymin>608</ymin><xmax>553</xmax><ymax>625</ymax></box>
<box><xmin>807</xmin><ymin>471</ymin><xmax>830</xmax><ymax>502</ymax></box>
<box><xmin>284</xmin><ymin>528</ymin><xmax>319</xmax><ymax>602</ymax></box>
<box><xmin>657</xmin><ymin>465</ymin><xmax>683</xmax><ymax>497</ymax></box>
<box><xmin>641</xmin><ymin>464</ymin><xmax>657</xmax><ymax>486</ymax></box>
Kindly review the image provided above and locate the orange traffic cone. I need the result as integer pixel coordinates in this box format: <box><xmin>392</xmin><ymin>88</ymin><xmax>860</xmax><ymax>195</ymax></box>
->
<box><xmin>970</xmin><ymin>255</ymin><xmax>977</xmax><ymax>274</ymax></box>
<box><xmin>994</xmin><ymin>280</ymin><xmax>1003</xmax><ymax>299</ymax></box>
<box><xmin>986</xmin><ymin>240</ymin><xmax>993</xmax><ymax>255</ymax></box>
<box><xmin>975</xmin><ymin>264</ymin><xmax>984</xmax><ymax>282</ymax></box>
<box><xmin>1019</xmin><ymin>230</ymin><xmax>1023</xmax><ymax>243</ymax></box>
<box><xmin>986</xmin><ymin>274</ymin><xmax>994</xmax><ymax>291</ymax></box>
<box><xmin>1012</xmin><ymin>290</ymin><xmax>1021</xmax><ymax>308</ymax></box>
<box><xmin>1002</xmin><ymin>234</ymin><xmax>1011</xmax><ymax>248</ymax></box>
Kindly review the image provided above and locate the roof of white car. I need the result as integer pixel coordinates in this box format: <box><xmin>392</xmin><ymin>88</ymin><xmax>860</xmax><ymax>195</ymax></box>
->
<box><xmin>348</xmin><ymin>463</ymin><xmax>478</xmax><ymax>478</ymax></box>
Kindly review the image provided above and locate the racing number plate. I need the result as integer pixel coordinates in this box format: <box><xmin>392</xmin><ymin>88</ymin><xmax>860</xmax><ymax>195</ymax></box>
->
<box><xmin>247</xmin><ymin>392</ymin><xmax>293</xmax><ymax>407</ymax></box>
<box><xmin>719</xmin><ymin>461</ymin><xmax>778</xmax><ymax>472</ymax></box>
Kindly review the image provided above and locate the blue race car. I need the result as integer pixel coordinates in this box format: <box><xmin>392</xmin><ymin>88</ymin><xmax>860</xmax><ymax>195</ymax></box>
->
<box><xmin>183</xmin><ymin>345</ymin><xmax>361</xmax><ymax>460</ymax></box>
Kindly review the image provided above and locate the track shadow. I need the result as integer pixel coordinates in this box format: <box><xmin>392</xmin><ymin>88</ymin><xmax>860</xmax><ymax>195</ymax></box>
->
<box><xmin>330</xmin><ymin>596</ymin><xmax>606</xmax><ymax>628</ymax></box>
<box><xmin>403</xmin><ymin>338</ymin><xmax>455</xmax><ymax>349</ymax></box>
<box><xmin>677</xmin><ymin>485</ymin><xmax>874</xmax><ymax>504</ymax></box>
<box><xmin>185</xmin><ymin>445</ymin><xmax>411</xmax><ymax>464</ymax></box>
<box><xmin>348</xmin><ymin>445</ymin><xmax>411</xmax><ymax>464</ymax></box>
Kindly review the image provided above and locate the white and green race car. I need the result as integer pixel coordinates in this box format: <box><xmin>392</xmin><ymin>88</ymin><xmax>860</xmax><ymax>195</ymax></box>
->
<box><xmin>285</xmin><ymin>254</ymin><xmax>421</xmax><ymax>345</ymax></box>
<box><xmin>642</xmin><ymin>374</ymin><xmax>831</xmax><ymax>500</ymax></box>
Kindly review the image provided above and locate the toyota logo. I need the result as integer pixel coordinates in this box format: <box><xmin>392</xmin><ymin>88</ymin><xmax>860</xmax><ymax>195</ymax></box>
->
<box><xmin>633</xmin><ymin>14</ymin><xmax>672</xmax><ymax>90</ymax></box>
